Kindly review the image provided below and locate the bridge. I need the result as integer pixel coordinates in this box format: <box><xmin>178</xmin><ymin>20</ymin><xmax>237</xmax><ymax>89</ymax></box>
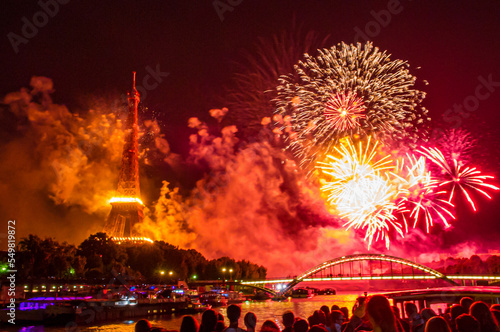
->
<box><xmin>188</xmin><ymin>280</ymin><xmax>278</xmax><ymax>296</ymax></box>
<box><xmin>234</xmin><ymin>254</ymin><xmax>500</xmax><ymax>295</ymax></box>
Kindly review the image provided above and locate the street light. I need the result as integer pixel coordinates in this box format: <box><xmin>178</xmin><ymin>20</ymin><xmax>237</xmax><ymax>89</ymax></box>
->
<box><xmin>222</xmin><ymin>268</ymin><xmax>226</xmax><ymax>281</ymax></box>
<box><xmin>229</xmin><ymin>268</ymin><xmax>233</xmax><ymax>281</ymax></box>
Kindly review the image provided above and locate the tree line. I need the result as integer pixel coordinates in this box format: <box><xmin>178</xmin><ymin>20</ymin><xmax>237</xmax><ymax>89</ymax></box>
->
<box><xmin>436</xmin><ymin>254</ymin><xmax>500</xmax><ymax>275</ymax></box>
<box><xmin>4</xmin><ymin>233</ymin><xmax>267</xmax><ymax>283</ymax></box>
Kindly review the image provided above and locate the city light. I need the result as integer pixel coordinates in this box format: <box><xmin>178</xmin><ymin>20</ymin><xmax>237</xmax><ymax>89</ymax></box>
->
<box><xmin>109</xmin><ymin>197</ymin><xmax>144</xmax><ymax>205</ymax></box>
<box><xmin>111</xmin><ymin>237</ymin><xmax>153</xmax><ymax>244</ymax></box>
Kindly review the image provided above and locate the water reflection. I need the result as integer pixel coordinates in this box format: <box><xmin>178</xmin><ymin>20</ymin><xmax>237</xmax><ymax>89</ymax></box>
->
<box><xmin>9</xmin><ymin>294</ymin><xmax>360</xmax><ymax>332</ymax></box>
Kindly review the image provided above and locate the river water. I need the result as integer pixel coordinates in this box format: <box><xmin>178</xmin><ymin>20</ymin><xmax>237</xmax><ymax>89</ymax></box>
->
<box><xmin>10</xmin><ymin>293</ymin><xmax>362</xmax><ymax>332</ymax></box>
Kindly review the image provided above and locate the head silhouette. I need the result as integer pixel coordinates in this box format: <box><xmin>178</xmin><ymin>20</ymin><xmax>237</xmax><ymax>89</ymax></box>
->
<box><xmin>135</xmin><ymin>319</ymin><xmax>152</xmax><ymax>332</ymax></box>
<box><xmin>455</xmin><ymin>314</ymin><xmax>480</xmax><ymax>332</ymax></box>
<box><xmin>227</xmin><ymin>304</ymin><xmax>242</xmax><ymax>323</ymax></box>
<box><xmin>293</xmin><ymin>318</ymin><xmax>309</xmax><ymax>332</ymax></box>
<box><xmin>470</xmin><ymin>301</ymin><xmax>499</xmax><ymax>332</ymax></box>
<box><xmin>260</xmin><ymin>320</ymin><xmax>280</xmax><ymax>332</ymax></box>
<box><xmin>424</xmin><ymin>316</ymin><xmax>451</xmax><ymax>332</ymax></box>
<box><xmin>180</xmin><ymin>315</ymin><xmax>200</xmax><ymax>332</ymax></box>
<box><xmin>200</xmin><ymin>309</ymin><xmax>218</xmax><ymax>332</ymax></box>
<box><xmin>244</xmin><ymin>312</ymin><xmax>257</xmax><ymax>331</ymax></box>
<box><xmin>366</xmin><ymin>295</ymin><xmax>397</xmax><ymax>332</ymax></box>
<box><xmin>283</xmin><ymin>311</ymin><xmax>295</xmax><ymax>327</ymax></box>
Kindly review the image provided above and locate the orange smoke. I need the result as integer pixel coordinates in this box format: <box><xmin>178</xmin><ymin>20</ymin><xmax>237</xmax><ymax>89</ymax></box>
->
<box><xmin>134</xmin><ymin>112</ymin><xmax>372</xmax><ymax>275</ymax></box>
<box><xmin>0</xmin><ymin>77</ymin><xmax>174</xmax><ymax>245</ymax></box>
<box><xmin>2</xmin><ymin>77</ymin><xmax>496</xmax><ymax>276</ymax></box>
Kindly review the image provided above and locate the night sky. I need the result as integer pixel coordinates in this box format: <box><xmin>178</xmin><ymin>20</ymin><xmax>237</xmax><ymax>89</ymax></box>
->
<box><xmin>1</xmin><ymin>0</ymin><xmax>500</xmax><ymax>271</ymax></box>
<box><xmin>3</xmin><ymin>1</ymin><xmax>500</xmax><ymax>134</ymax></box>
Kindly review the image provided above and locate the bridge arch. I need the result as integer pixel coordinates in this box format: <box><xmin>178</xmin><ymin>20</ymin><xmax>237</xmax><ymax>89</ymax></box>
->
<box><xmin>281</xmin><ymin>254</ymin><xmax>457</xmax><ymax>295</ymax></box>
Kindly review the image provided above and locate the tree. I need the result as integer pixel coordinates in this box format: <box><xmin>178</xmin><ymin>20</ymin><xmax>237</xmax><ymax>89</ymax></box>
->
<box><xmin>486</xmin><ymin>256</ymin><xmax>500</xmax><ymax>274</ymax></box>
<box><xmin>464</xmin><ymin>255</ymin><xmax>487</xmax><ymax>274</ymax></box>
<box><xmin>16</xmin><ymin>233</ymin><xmax>268</xmax><ymax>284</ymax></box>
<box><xmin>125</xmin><ymin>242</ymin><xmax>164</xmax><ymax>280</ymax></box>
<box><xmin>78</xmin><ymin>232</ymin><xmax>128</xmax><ymax>278</ymax></box>
<box><xmin>18</xmin><ymin>235</ymin><xmax>59</xmax><ymax>279</ymax></box>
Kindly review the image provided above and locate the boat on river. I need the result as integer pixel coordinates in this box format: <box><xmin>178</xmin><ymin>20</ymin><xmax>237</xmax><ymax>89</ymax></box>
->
<box><xmin>223</xmin><ymin>291</ymin><xmax>248</xmax><ymax>304</ymax></box>
<box><xmin>252</xmin><ymin>290</ymin><xmax>273</xmax><ymax>301</ymax></box>
<box><xmin>199</xmin><ymin>291</ymin><xmax>228</xmax><ymax>307</ymax></box>
<box><xmin>182</xmin><ymin>300</ymin><xmax>210</xmax><ymax>313</ymax></box>
<box><xmin>291</xmin><ymin>288</ymin><xmax>314</xmax><ymax>298</ymax></box>
<box><xmin>317</xmin><ymin>288</ymin><xmax>336</xmax><ymax>295</ymax></box>
<box><xmin>0</xmin><ymin>293</ymin><xmax>209</xmax><ymax>325</ymax></box>
<box><xmin>0</xmin><ymin>295</ymin><xmax>93</xmax><ymax>323</ymax></box>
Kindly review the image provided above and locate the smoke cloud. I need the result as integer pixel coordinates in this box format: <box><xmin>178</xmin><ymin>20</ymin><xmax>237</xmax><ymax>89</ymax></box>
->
<box><xmin>0</xmin><ymin>77</ymin><xmax>175</xmax><ymax>245</ymax></box>
<box><xmin>136</xmin><ymin>117</ymin><xmax>368</xmax><ymax>275</ymax></box>
<box><xmin>2</xmin><ymin>77</ymin><xmax>499</xmax><ymax>276</ymax></box>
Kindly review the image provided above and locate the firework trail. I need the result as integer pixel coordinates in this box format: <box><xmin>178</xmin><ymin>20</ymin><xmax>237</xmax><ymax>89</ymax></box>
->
<box><xmin>224</xmin><ymin>25</ymin><xmax>330</xmax><ymax>137</ymax></box>
<box><xmin>324</xmin><ymin>92</ymin><xmax>366</xmax><ymax>132</ymax></box>
<box><xmin>436</xmin><ymin>128</ymin><xmax>477</xmax><ymax>166</ymax></box>
<box><xmin>317</xmin><ymin>138</ymin><xmax>477</xmax><ymax>248</ymax></box>
<box><xmin>392</xmin><ymin>155</ymin><xmax>455</xmax><ymax>233</ymax></box>
<box><xmin>338</xmin><ymin>174</ymin><xmax>402</xmax><ymax>250</ymax></box>
<box><xmin>272</xmin><ymin>40</ymin><xmax>497</xmax><ymax>248</ymax></box>
<box><xmin>318</xmin><ymin>137</ymin><xmax>403</xmax><ymax>249</ymax></box>
<box><xmin>418</xmin><ymin>147</ymin><xmax>499</xmax><ymax>211</ymax></box>
<box><xmin>276</xmin><ymin>42</ymin><xmax>429</xmax><ymax>170</ymax></box>
<box><xmin>319</xmin><ymin>137</ymin><xmax>393</xmax><ymax>204</ymax></box>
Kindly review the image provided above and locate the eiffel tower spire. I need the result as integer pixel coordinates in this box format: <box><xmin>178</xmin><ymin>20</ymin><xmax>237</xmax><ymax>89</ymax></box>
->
<box><xmin>117</xmin><ymin>72</ymin><xmax>140</xmax><ymax>198</ymax></box>
<box><xmin>104</xmin><ymin>72</ymin><xmax>144</xmax><ymax>238</ymax></box>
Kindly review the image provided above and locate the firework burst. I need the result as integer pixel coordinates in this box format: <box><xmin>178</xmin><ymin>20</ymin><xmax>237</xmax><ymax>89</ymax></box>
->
<box><xmin>224</xmin><ymin>25</ymin><xmax>330</xmax><ymax>137</ymax></box>
<box><xmin>276</xmin><ymin>42</ymin><xmax>429</xmax><ymax>169</ymax></box>
<box><xmin>324</xmin><ymin>92</ymin><xmax>366</xmax><ymax>132</ymax></box>
<box><xmin>269</xmin><ymin>42</ymin><xmax>496</xmax><ymax>249</ymax></box>
<box><xmin>317</xmin><ymin>138</ymin><xmax>477</xmax><ymax>248</ymax></box>
<box><xmin>418</xmin><ymin>147</ymin><xmax>499</xmax><ymax>211</ymax></box>
<box><xmin>337</xmin><ymin>174</ymin><xmax>403</xmax><ymax>250</ymax></box>
<box><xmin>392</xmin><ymin>155</ymin><xmax>455</xmax><ymax>233</ymax></box>
<box><xmin>318</xmin><ymin>137</ymin><xmax>403</xmax><ymax>249</ymax></box>
<box><xmin>436</xmin><ymin>128</ymin><xmax>477</xmax><ymax>166</ymax></box>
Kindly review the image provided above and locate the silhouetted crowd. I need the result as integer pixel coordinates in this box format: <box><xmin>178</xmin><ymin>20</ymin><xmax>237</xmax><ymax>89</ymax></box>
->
<box><xmin>135</xmin><ymin>295</ymin><xmax>500</xmax><ymax>332</ymax></box>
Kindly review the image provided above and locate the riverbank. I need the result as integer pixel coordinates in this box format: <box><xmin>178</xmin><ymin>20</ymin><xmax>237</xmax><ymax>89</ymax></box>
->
<box><xmin>0</xmin><ymin>294</ymin><xmax>362</xmax><ymax>332</ymax></box>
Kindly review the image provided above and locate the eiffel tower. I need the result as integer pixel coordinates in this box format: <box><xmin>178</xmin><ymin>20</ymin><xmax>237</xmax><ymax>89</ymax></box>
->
<box><xmin>103</xmin><ymin>73</ymin><xmax>151</xmax><ymax>243</ymax></box>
